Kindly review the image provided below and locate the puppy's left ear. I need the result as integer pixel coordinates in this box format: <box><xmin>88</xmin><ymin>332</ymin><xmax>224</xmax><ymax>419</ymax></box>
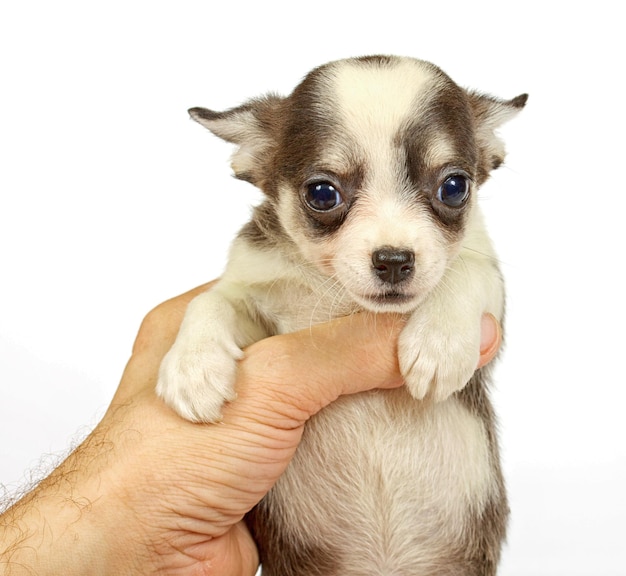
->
<box><xmin>189</xmin><ymin>94</ymin><xmax>284</xmax><ymax>185</ymax></box>
<box><xmin>468</xmin><ymin>92</ymin><xmax>528</xmax><ymax>180</ymax></box>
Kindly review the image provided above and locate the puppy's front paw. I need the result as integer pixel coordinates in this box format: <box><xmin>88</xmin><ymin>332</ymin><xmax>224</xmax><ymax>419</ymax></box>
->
<box><xmin>157</xmin><ymin>336</ymin><xmax>243</xmax><ymax>423</ymax></box>
<box><xmin>399</xmin><ymin>313</ymin><xmax>480</xmax><ymax>402</ymax></box>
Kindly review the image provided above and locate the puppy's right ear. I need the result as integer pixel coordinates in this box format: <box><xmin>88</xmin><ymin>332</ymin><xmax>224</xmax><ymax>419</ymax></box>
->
<box><xmin>189</xmin><ymin>94</ymin><xmax>284</xmax><ymax>185</ymax></box>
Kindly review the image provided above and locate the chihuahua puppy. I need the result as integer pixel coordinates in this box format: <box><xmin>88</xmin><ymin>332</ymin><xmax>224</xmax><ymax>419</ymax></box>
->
<box><xmin>157</xmin><ymin>55</ymin><xmax>526</xmax><ymax>575</ymax></box>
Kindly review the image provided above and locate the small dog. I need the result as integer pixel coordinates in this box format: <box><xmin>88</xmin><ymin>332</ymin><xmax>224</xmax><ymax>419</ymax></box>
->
<box><xmin>157</xmin><ymin>55</ymin><xmax>526</xmax><ymax>575</ymax></box>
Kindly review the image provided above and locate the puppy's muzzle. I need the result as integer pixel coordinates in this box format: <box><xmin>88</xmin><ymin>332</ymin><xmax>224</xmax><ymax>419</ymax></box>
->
<box><xmin>372</xmin><ymin>247</ymin><xmax>415</xmax><ymax>285</ymax></box>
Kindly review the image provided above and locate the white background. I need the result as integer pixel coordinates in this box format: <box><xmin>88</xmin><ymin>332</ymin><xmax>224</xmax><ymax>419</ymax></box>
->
<box><xmin>1</xmin><ymin>2</ymin><xmax>624</xmax><ymax>574</ymax></box>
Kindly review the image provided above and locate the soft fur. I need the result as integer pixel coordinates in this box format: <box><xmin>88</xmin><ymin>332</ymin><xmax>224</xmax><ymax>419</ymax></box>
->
<box><xmin>157</xmin><ymin>55</ymin><xmax>526</xmax><ymax>575</ymax></box>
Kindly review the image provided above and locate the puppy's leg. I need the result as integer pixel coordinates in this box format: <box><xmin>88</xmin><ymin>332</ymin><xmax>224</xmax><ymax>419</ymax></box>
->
<box><xmin>400</xmin><ymin>248</ymin><xmax>504</xmax><ymax>403</ymax></box>
<box><xmin>157</xmin><ymin>284</ymin><xmax>267</xmax><ymax>422</ymax></box>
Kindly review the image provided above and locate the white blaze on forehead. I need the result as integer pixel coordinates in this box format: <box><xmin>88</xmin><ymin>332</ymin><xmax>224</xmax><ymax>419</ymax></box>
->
<box><xmin>330</xmin><ymin>59</ymin><xmax>437</xmax><ymax>144</ymax></box>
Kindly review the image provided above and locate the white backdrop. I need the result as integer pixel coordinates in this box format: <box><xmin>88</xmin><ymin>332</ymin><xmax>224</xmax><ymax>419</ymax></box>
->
<box><xmin>1</xmin><ymin>2</ymin><xmax>624</xmax><ymax>574</ymax></box>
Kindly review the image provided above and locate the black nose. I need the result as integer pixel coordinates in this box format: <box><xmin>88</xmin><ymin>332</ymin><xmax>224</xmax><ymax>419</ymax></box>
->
<box><xmin>372</xmin><ymin>247</ymin><xmax>415</xmax><ymax>284</ymax></box>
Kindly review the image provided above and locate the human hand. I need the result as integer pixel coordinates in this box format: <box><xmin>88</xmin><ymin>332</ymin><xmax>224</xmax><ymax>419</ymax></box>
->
<box><xmin>0</xmin><ymin>284</ymin><xmax>501</xmax><ymax>576</ymax></box>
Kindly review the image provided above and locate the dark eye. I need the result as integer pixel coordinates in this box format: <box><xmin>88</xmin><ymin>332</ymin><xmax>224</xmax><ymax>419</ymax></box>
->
<box><xmin>437</xmin><ymin>174</ymin><xmax>470</xmax><ymax>207</ymax></box>
<box><xmin>305</xmin><ymin>182</ymin><xmax>343</xmax><ymax>212</ymax></box>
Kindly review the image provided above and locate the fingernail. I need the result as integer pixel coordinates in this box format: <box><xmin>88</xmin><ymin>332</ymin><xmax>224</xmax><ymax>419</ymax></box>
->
<box><xmin>480</xmin><ymin>313</ymin><xmax>498</xmax><ymax>354</ymax></box>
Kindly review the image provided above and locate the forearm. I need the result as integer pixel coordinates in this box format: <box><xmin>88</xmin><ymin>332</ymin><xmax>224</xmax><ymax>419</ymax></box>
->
<box><xmin>0</xmin><ymin>427</ymin><xmax>134</xmax><ymax>575</ymax></box>
<box><xmin>2</xmin><ymin>484</ymin><xmax>94</xmax><ymax>575</ymax></box>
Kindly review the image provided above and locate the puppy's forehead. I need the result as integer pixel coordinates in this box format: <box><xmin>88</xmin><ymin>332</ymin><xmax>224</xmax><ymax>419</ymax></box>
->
<box><xmin>329</xmin><ymin>58</ymin><xmax>441</xmax><ymax>137</ymax></box>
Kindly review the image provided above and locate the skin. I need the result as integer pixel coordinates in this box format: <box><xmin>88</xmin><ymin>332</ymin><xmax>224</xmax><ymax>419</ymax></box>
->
<box><xmin>0</xmin><ymin>284</ymin><xmax>501</xmax><ymax>576</ymax></box>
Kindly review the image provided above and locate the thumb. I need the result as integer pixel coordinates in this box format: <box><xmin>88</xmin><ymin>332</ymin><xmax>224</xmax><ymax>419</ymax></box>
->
<box><xmin>228</xmin><ymin>312</ymin><xmax>406</xmax><ymax>429</ymax></box>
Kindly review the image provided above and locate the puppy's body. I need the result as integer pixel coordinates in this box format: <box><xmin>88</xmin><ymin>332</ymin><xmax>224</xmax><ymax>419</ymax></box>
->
<box><xmin>158</xmin><ymin>56</ymin><xmax>525</xmax><ymax>574</ymax></box>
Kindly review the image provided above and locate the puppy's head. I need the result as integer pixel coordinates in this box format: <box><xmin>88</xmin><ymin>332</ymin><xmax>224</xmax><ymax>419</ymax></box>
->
<box><xmin>191</xmin><ymin>56</ymin><xmax>526</xmax><ymax>313</ymax></box>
